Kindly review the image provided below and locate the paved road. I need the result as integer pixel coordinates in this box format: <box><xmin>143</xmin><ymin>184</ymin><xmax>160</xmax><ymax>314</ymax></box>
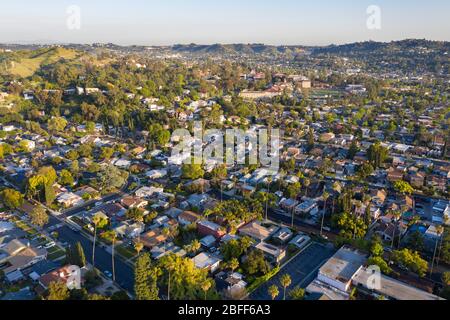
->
<box><xmin>51</xmin><ymin>217</ymin><xmax>135</xmax><ymax>293</ymax></box>
<box><xmin>250</xmin><ymin>242</ymin><xmax>336</xmax><ymax>300</ymax></box>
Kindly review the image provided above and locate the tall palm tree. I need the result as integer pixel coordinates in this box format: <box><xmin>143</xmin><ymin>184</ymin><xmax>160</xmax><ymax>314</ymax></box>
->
<box><xmin>430</xmin><ymin>226</ymin><xmax>444</xmax><ymax>276</ymax></box>
<box><xmin>280</xmin><ymin>274</ymin><xmax>292</xmax><ymax>300</ymax></box>
<box><xmin>201</xmin><ymin>280</ymin><xmax>212</xmax><ymax>300</ymax></box>
<box><xmin>320</xmin><ymin>192</ymin><xmax>329</xmax><ymax>236</ymax></box>
<box><xmin>268</xmin><ymin>285</ymin><xmax>279</xmax><ymax>301</ymax></box>
<box><xmin>111</xmin><ymin>231</ymin><xmax>117</xmax><ymax>282</ymax></box>
<box><xmin>134</xmin><ymin>241</ymin><xmax>144</xmax><ymax>258</ymax></box>
<box><xmin>91</xmin><ymin>214</ymin><xmax>103</xmax><ymax>269</ymax></box>
<box><xmin>391</xmin><ymin>210</ymin><xmax>402</xmax><ymax>249</ymax></box>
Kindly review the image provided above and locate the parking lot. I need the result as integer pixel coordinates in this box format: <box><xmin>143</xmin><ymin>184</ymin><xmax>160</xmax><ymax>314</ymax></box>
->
<box><xmin>250</xmin><ymin>242</ymin><xmax>336</xmax><ymax>300</ymax></box>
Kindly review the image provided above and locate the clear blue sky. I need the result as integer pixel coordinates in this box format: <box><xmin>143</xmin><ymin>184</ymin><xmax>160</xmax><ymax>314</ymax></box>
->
<box><xmin>1</xmin><ymin>0</ymin><xmax>449</xmax><ymax>45</ymax></box>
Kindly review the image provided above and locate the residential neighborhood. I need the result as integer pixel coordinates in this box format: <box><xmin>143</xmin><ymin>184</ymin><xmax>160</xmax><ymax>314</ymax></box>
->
<box><xmin>0</xmin><ymin>3</ymin><xmax>450</xmax><ymax>304</ymax></box>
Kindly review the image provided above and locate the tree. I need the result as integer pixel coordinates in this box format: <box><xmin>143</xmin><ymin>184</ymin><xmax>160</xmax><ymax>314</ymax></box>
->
<box><xmin>47</xmin><ymin>116</ymin><xmax>68</xmax><ymax>132</ymax></box>
<box><xmin>134</xmin><ymin>241</ymin><xmax>144</xmax><ymax>257</ymax></box>
<box><xmin>442</xmin><ymin>272</ymin><xmax>450</xmax><ymax>286</ymax></box>
<box><xmin>256</xmin><ymin>191</ymin><xmax>276</xmax><ymax>221</ymax></box>
<box><xmin>201</xmin><ymin>280</ymin><xmax>212</xmax><ymax>300</ymax></box>
<box><xmin>47</xmin><ymin>281</ymin><xmax>70</xmax><ymax>300</ymax></box>
<box><xmin>184</xmin><ymin>239</ymin><xmax>201</xmax><ymax>255</ymax></box>
<box><xmin>370</xmin><ymin>236</ymin><xmax>384</xmax><ymax>257</ymax></box>
<box><xmin>59</xmin><ymin>169</ymin><xmax>74</xmax><ymax>186</ymax></box>
<box><xmin>243</xmin><ymin>250</ymin><xmax>270</xmax><ymax>276</ymax></box>
<box><xmin>392</xmin><ymin>249</ymin><xmax>428</xmax><ymax>277</ymax></box>
<box><xmin>29</xmin><ymin>205</ymin><xmax>49</xmax><ymax>228</ymax></box>
<box><xmin>280</xmin><ymin>274</ymin><xmax>292</xmax><ymax>300</ymax></box>
<box><xmin>368</xmin><ymin>256</ymin><xmax>392</xmax><ymax>275</ymax></box>
<box><xmin>288</xmin><ymin>286</ymin><xmax>305</xmax><ymax>300</ymax></box>
<box><xmin>92</xmin><ymin>213</ymin><xmax>108</xmax><ymax>269</ymax></box>
<box><xmin>306</xmin><ymin>128</ymin><xmax>314</xmax><ymax>151</ymax></box>
<box><xmin>182</xmin><ymin>163</ymin><xmax>205</xmax><ymax>180</ymax></box>
<box><xmin>44</xmin><ymin>183</ymin><xmax>56</xmax><ymax>205</ymax></box>
<box><xmin>268</xmin><ymin>285</ymin><xmax>279</xmax><ymax>300</ymax></box>
<box><xmin>367</xmin><ymin>141</ymin><xmax>389</xmax><ymax>168</ymax></box>
<box><xmin>134</xmin><ymin>253</ymin><xmax>160</xmax><ymax>300</ymax></box>
<box><xmin>66</xmin><ymin>242</ymin><xmax>86</xmax><ymax>268</ymax></box>
<box><xmin>347</xmin><ymin>140</ymin><xmax>359</xmax><ymax>160</ymax></box>
<box><xmin>1</xmin><ymin>188</ymin><xmax>23</xmax><ymax>209</ymax></box>
<box><xmin>126</xmin><ymin>207</ymin><xmax>144</xmax><ymax>223</ymax></box>
<box><xmin>66</xmin><ymin>149</ymin><xmax>79</xmax><ymax>161</ymax></box>
<box><xmin>158</xmin><ymin>254</ymin><xmax>217</xmax><ymax>300</ymax></box>
<box><xmin>357</xmin><ymin>162</ymin><xmax>374</xmax><ymax>180</ymax></box>
<box><xmin>393</xmin><ymin>181</ymin><xmax>414</xmax><ymax>195</ymax></box>
<box><xmin>100</xmin><ymin>146</ymin><xmax>114</xmax><ymax>160</ymax></box>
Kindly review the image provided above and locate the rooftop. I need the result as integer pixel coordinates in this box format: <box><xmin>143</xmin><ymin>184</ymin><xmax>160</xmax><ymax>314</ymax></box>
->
<box><xmin>319</xmin><ymin>246</ymin><xmax>368</xmax><ymax>284</ymax></box>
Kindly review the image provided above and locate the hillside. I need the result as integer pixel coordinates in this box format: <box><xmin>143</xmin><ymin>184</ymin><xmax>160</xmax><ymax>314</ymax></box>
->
<box><xmin>171</xmin><ymin>43</ymin><xmax>306</xmax><ymax>56</ymax></box>
<box><xmin>1</xmin><ymin>47</ymin><xmax>81</xmax><ymax>78</ymax></box>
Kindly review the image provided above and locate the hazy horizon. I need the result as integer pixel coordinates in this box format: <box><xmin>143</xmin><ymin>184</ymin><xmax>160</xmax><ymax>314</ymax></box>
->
<box><xmin>1</xmin><ymin>0</ymin><xmax>449</xmax><ymax>46</ymax></box>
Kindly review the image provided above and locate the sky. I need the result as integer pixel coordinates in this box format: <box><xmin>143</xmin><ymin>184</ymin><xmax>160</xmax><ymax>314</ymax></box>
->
<box><xmin>0</xmin><ymin>0</ymin><xmax>449</xmax><ymax>46</ymax></box>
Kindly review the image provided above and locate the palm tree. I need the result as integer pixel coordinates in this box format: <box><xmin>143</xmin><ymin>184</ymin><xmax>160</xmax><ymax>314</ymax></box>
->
<box><xmin>268</xmin><ymin>285</ymin><xmax>279</xmax><ymax>300</ymax></box>
<box><xmin>320</xmin><ymin>192</ymin><xmax>329</xmax><ymax>236</ymax></box>
<box><xmin>134</xmin><ymin>241</ymin><xmax>144</xmax><ymax>258</ymax></box>
<box><xmin>201</xmin><ymin>280</ymin><xmax>212</xmax><ymax>300</ymax></box>
<box><xmin>280</xmin><ymin>274</ymin><xmax>292</xmax><ymax>300</ymax></box>
<box><xmin>391</xmin><ymin>210</ymin><xmax>402</xmax><ymax>249</ymax></box>
<box><xmin>303</xmin><ymin>178</ymin><xmax>311</xmax><ymax>198</ymax></box>
<box><xmin>111</xmin><ymin>231</ymin><xmax>117</xmax><ymax>282</ymax></box>
<box><xmin>430</xmin><ymin>226</ymin><xmax>444</xmax><ymax>277</ymax></box>
<box><xmin>91</xmin><ymin>213</ymin><xmax>103</xmax><ymax>269</ymax></box>
<box><xmin>228</xmin><ymin>258</ymin><xmax>239</xmax><ymax>272</ymax></box>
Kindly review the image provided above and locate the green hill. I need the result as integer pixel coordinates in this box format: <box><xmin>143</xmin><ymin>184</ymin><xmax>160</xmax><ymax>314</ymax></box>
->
<box><xmin>4</xmin><ymin>47</ymin><xmax>80</xmax><ymax>78</ymax></box>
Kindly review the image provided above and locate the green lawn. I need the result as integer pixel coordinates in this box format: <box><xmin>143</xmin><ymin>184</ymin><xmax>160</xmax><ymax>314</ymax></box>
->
<box><xmin>116</xmin><ymin>244</ymin><xmax>137</xmax><ymax>260</ymax></box>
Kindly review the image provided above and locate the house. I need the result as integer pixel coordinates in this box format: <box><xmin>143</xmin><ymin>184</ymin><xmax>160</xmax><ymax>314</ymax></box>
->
<box><xmin>215</xmin><ymin>271</ymin><xmax>247</xmax><ymax>296</ymax></box>
<box><xmin>151</xmin><ymin>242</ymin><xmax>186</xmax><ymax>260</ymax></box>
<box><xmin>185</xmin><ymin>193</ymin><xmax>212</xmax><ymax>210</ymax></box>
<box><xmin>387</xmin><ymin>168</ymin><xmax>404</xmax><ymax>182</ymax></box>
<box><xmin>145</xmin><ymin>169</ymin><xmax>168</xmax><ymax>179</ymax></box>
<box><xmin>197</xmin><ymin>220</ymin><xmax>226</xmax><ymax>239</ymax></box>
<box><xmin>295</xmin><ymin>200</ymin><xmax>319</xmax><ymax>217</ymax></box>
<box><xmin>289</xmin><ymin>233</ymin><xmax>311</xmax><ymax>250</ymax></box>
<box><xmin>120</xmin><ymin>196</ymin><xmax>148</xmax><ymax>209</ymax></box>
<box><xmin>279</xmin><ymin>198</ymin><xmax>300</xmax><ymax>212</ymax></box>
<box><xmin>255</xmin><ymin>242</ymin><xmax>286</xmax><ymax>263</ymax></box>
<box><xmin>272</xmin><ymin>227</ymin><xmax>293</xmax><ymax>244</ymax></box>
<box><xmin>114</xmin><ymin>221</ymin><xmax>144</xmax><ymax>239</ymax></box>
<box><xmin>113</xmin><ymin>159</ymin><xmax>131</xmax><ymax>169</ymax></box>
<box><xmin>353</xmin><ymin>267</ymin><xmax>443</xmax><ymax>300</ymax></box>
<box><xmin>135</xmin><ymin>186</ymin><xmax>164</xmax><ymax>199</ymax></box>
<box><xmin>316</xmin><ymin>246</ymin><xmax>367</xmax><ymax>293</ymax></box>
<box><xmin>56</xmin><ymin>192</ymin><xmax>83</xmax><ymax>208</ymax></box>
<box><xmin>38</xmin><ymin>265</ymin><xmax>84</xmax><ymax>290</ymax></box>
<box><xmin>0</xmin><ymin>239</ymin><xmax>47</xmax><ymax>274</ymax></box>
<box><xmin>140</xmin><ymin>229</ymin><xmax>168</xmax><ymax>249</ymax></box>
<box><xmin>409</xmin><ymin>172</ymin><xmax>426</xmax><ymax>188</ymax></box>
<box><xmin>178</xmin><ymin>211</ymin><xmax>201</xmax><ymax>226</ymax></box>
<box><xmin>200</xmin><ymin>235</ymin><xmax>217</xmax><ymax>248</ymax></box>
<box><xmin>99</xmin><ymin>203</ymin><xmax>127</xmax><ymax>218</ymax></box>
<box><xmin>192</xmin><ymin>252</ymin><xmax>222</xmax><ymax>273</ymax></box>
<box><xmin>374</xmin><ymin>221</ymin><xmax>407</xmax><ymax>242</ymax></box>
<box><xmin>238</xmin><ymin>221</ymin><xmax>274</xmax><ymax>242</ymax></box>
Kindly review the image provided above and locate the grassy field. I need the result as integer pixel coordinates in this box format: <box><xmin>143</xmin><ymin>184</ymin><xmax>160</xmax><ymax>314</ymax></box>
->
<box><xmin>6</xmin><ymin>47</ymin><xmax>80</xmax><ymax>78</ymax></box>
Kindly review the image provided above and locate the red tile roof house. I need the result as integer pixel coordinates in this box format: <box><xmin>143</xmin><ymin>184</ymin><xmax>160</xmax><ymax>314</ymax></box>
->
<box><xmin>197</xmin><ymin>220</ymin><xmax>226</xmax><ymax>239</ymax></box>
<box><xmin>37</xmin><ymin>265</ymin><xmax>86</xmax><ymax>295</ymax></box>
<box><xmin>178</xmin><ymin>211</ymin><xmax>201</xmax><ymax>226</ymax></box>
